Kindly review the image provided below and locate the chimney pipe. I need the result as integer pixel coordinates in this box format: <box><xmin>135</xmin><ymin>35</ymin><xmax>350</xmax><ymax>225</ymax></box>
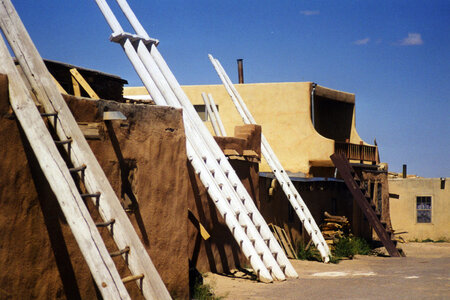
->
<box><xmin>402</xmin><ymin>164</ymin><xmax>407</xmax><ymax>178</ymax></box>
<box><xmin>237</xmin><ymin>59</ymin><xmax>244</xmax><ymax>84</ymax></box>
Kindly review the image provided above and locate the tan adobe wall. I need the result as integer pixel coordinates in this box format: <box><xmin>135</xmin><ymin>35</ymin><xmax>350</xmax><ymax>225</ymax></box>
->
<box><xmin>389</xmin><ymin>178</ymin><xmax>449</xmax><ymax>241</ymax></box>
<box><xmin>125</xmin><ymin>82</ymin><xmax>372</xmax><ymax>176</ymax></box>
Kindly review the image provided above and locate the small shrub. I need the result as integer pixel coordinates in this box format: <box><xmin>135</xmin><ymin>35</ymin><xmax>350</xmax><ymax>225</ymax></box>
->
<box><xmin>296</xmin><ymin>241</ymin><xmax>321</xmax><ymax>261</ymax></box>
<box><xmin>333</xmin><ymin>237</ymin><xmax>371</xmax><ymax>258</ymax></box>
<box><xmin>191</xmin><ymin>282</ymin><xmax>223</xmax><ymax>300</ymax></box>
<box><xmin>422</xmin><ymin>238</ymin><xmax>434</xmax><ymax>243</ymax></box>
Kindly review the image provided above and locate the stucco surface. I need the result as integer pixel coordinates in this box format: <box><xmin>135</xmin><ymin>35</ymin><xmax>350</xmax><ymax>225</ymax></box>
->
<box><xmin>389</xmin><ymin>177</ymin><xmax>449</xmax><ymax>241</ymax></box>
<box><xmin>0</xmin><ymin>80</ymin><xmax>190</xmax><ymax>299</ymax></box>
<box><xmin>125</xmin><ymin>82</ymin><xmax>371</xmax><ymax>175</ymax></box>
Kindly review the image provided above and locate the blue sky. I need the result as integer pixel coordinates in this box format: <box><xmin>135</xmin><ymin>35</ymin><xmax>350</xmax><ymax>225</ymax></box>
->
<box><xmin>9</xmin><ymin>1</ymin><xmax>450</xmax><ymax>177</ymax></box>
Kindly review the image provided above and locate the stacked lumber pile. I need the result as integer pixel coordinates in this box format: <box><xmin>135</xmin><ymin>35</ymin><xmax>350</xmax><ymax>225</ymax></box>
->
<box><xmin>320</xmin><ymin>212</ymin><xmax>351</xmax><ymax>247</ymax></box>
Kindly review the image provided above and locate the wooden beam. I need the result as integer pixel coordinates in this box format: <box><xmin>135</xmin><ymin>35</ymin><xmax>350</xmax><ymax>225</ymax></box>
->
<box><xmin>50</xmin><ymin>73</ymin><xmax>67</xmax><ymax>94</ymax></box>
<box><xmin>70</xmin><ymin>68</ymin><xmax>99</xmax><ymax>99</ymax></box>
<box><xmin>71</xmin><ymin>73</ymin><xmax>81</xmax><ymax>96</ymax></box>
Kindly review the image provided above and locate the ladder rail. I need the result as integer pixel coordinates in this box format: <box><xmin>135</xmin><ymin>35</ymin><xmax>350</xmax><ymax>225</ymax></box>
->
<box><xmin>0</xmin><ymin>33</ymin><xmax>129</xmax><ymax>300</ymax></box>
<box><xmin>0</xmin><ymin>1</ymin><xmax>171</xmax><ymax>298</ymax></box>
<box><xmin>207</xmin><ymin>93</ymin><xmax>227</xmax><ymax>137</ymax></box>
<box><xmin>94</xmin><ymin>0</ymin><xmax>296</xmax><ymax>280</ymax></box>
<box><xmin>94</xmin><ymin>0</ymin><xmax>278</xmax><ymax>282</ymax></box>
<box><xmin>111</xmin><ymin>0</ymin><xmax>296</xmax><ymax>278</ymax></box>
<box><xmin>209</xmin><ymin>55</ymin><xmax>332</xmax><ymax>262</ymax></box>
<box><xmin>113</xmin><ymin>0</ymin><xmax>298</xmax><ymax>278</ymax></box>
<box><xmin>201</xmin><ymin>92</ymin><xmax>221</xmax><ymax>136</ymax></box>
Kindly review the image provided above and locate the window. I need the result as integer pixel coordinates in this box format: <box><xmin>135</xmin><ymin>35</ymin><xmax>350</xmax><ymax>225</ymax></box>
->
<box><xmin>416</xmin><ymin>196</ymin><xmax>432</xmax><ymax>223</ymax></box>
<box><xmin>194</xmin><ymin>105</ymin><xmax>207</xmax><ymax>121</ymax></box>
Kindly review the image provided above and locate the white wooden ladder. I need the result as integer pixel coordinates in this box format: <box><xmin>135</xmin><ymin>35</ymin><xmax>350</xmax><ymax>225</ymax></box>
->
<box><xmin>0</xmin><ymin>1</ymin><xmax>171</xmax><ymax>299</ymax></box>
<box><xmin>209</xmin><ymin>55</ymin><xmax>332</xmax><ymax>262</ymax></box>
<box><xmin>93</xmin><ymin>0</ymin><xmax>298</xmax><ymax>282</ymax></box>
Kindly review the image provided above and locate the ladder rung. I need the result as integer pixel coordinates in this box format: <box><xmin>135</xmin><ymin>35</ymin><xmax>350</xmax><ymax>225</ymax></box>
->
<box><xmin>96</xmin><ymin>219</ymin><xmax>115</xmax><ymax>228</ymax></box>
<box><xmin>80</xmin><ymin>192</ymin><xmax>101</xmax><ymax>199</ymax></box>
<box><xmin>110</xmin><ymin>246</ymin><xmax>130</xmax><ymax>257</ymax></box>
<box><xmin>40</xmin><ymin>112</ymin><xmax>58</xmax><ymax>117</ymax></box>
<box><xmin>54</xmin><ymin>138</ymin><xmax>72</xmax><ymax>145</ymax></box>
<box><xmin>122</xmin><ymin>273</ymin><xmax>145</xmax><ymax>284</ymax></box>
<box><xmin>69</xmin><ymin>164</ymin><xmax>87</xmax><ymax>173</ymax></box>
<box><xmin>110</xmin><ymin>31</ymin><xmax>158</xmax><ymax>45</ymax></box>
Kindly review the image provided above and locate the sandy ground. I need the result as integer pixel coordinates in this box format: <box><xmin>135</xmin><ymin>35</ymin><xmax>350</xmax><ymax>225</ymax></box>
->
<box><xmin>204</xmin><ymin>243</ymin><xmax>450</xmax><ymax>299</ymax></box>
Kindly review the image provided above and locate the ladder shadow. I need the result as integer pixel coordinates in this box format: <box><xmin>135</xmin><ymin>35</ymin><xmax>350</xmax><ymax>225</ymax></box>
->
<box><xmin>105</xmin><ymin>120</ymin><xmax>150</xmax><ymax>246</ymax></box>
<box><xmin>19</xmin><ymin>123</ymin><xmax>84</xmax><ymax>299</ymax></box>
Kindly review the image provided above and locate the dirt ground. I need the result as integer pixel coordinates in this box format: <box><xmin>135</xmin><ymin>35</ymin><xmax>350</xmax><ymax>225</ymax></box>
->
<box><xmin>204</xmin><ymin>242</ymin><xmax>450</xmax><ymax>299</ymax></box>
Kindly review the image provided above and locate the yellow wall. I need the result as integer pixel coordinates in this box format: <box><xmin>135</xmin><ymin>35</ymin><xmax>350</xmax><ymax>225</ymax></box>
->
<box><xmin>124</xmin><ymin>82</ymin><xmax>370</xmax><ymax>175</ymax></box>
<box><xmin>389</xmin><ymin>178</ymin><xmax>449</xmax><ymax>241</ymax></box>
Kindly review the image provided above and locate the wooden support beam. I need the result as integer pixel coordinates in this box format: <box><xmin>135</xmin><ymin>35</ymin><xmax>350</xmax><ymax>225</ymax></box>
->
<box><xmin>70</xmin><ymin>68</ymin><xmax>99</xmax><ymax>99</ymax></box>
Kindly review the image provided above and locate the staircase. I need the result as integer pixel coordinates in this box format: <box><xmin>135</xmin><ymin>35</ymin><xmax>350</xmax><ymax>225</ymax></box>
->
<box><xmin>93</xmin><ymin>0</ymin><xmax>298</xmax><ymax>282</ymax></box>
<box><xmin>330</xmin><ymin>153</ymin><xmax>403</xmax><ymax>257</ymax></box>
<box><xmin>0</xmin><ymin>1</ymin><xmax>171</xmax><ymax>298</ymax></box>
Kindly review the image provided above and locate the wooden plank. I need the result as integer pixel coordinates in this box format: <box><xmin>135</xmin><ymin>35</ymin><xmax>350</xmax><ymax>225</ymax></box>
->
<box><xmin>279</xmin><ymin>228</ymin><xmax>297</xmax><ymax>259</ymax></box>
<box><xmin>71</xmin><ymin>73</ymin><xmax>81</xmax><ymax>96</ymax></box>
<box><xmin>0</xmin><ymin>34</ymin><xmax>130</xmax><ymax>300</ymax></box>
<box><xmin>78</xmin><ymin>122</ymin><xmax>101</xmax><ymax>140</ymax></box>
<box><xmin>269</xmin><ymin>224</ymin><xmax>296</xmax><ymax>259</ymax></box>
<box><xmin>70</xmin><ymin>68</ymin><xmax>100</xmax><ymax>99</ymax></box>
<box><xmin>0</xmin><ymin>1</ymin><xmax>171</xmax><ymax>298</ymax></box>
<box><xmin>51</xmin><ymin>73</ymin><xmax>67</xmax><ymax>94</ymax></box>
<box><xmin>331</xmin><ymin>153</ymin><xmax>401</xmax><ymax>257</ymax></box>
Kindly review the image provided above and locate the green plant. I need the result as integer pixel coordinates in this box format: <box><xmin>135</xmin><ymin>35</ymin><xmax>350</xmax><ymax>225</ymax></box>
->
<box><xmin>422</xmin><ymin>238</ymin><xmax>434</xmax><ymax>243</ymax></box>
<box><xmin>191</xmin><ymin>281</ymin><xmax>224</xmax><ymax>300</ymax></box>
<box><xmin>296</xmin><ymin>241</ymin><xmax>321</xmax><ymax>261</ymax></box>
<box><xmin>333</xmin><ymin>237</ymin><xmax>371</xmax><ymax>258</ymax></box>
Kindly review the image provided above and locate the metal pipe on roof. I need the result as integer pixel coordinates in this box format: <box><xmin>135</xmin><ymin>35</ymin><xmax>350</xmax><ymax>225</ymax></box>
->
<box><xmin>237</xmin><ymin>59</ymin><xmax>244</xmax><ymax>84</ymax></box>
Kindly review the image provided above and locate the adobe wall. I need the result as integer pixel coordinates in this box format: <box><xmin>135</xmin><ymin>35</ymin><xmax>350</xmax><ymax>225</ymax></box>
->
<box><xmin>0</xmin><ymin>74</ymin><xmax>189</xmax><ymax>299</ymax></box>
<box><xmin>0</xmin><ymin>73</ymin><xmax>261</xmax><ymax>298</ymax></box>
<box><xmin>389</xmin><ymin>177</ymin><xmax>449</xmax><ymax>241</ymax></box>
<box><xmin>125</xmin><ymin>83</ymin><xmax>374</xmax><ymax>176</ymax></box>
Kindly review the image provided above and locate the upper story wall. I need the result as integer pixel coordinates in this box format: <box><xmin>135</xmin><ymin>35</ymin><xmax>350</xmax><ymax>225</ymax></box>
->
<box><xmin>124</xmin><ymin>82</ymin><xmax>372</xmax><ymax>175</ymax></box>
<box><xmin>389</xmin><ymin>177</ymin><xmax>449</xmax><ymax>241</ymax></box>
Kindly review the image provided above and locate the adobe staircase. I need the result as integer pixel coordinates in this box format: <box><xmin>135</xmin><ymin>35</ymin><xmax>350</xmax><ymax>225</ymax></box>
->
<box><xmin>330</xmin><ymin>153</ymin><xmax>404</xmax><ymax>257</ymax></box>
<box><xmin>0</xmin><ymin>0</ymin><xmax>171</xmax><ymax>298</ymax></box>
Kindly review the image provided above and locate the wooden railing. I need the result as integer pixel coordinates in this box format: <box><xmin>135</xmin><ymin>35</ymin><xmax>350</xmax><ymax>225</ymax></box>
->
<box><xmin>335</xmin><ymin>141</ymin><xmax>378</xmax><ymax>164</ymax></box>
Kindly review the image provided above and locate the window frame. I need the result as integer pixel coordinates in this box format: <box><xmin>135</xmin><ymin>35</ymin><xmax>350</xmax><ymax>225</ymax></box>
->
<box><xmin>416</xmin><ymin>196</ymin><xmax>432</xmax><ymax>224</ymax></box>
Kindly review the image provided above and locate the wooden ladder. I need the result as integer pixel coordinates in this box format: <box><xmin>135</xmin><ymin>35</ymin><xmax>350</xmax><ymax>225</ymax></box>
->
<box><xmin>209</xmin><ymin>55</ymin><xmax>332</xmax><ymax>263</ymax></box>
<box><xmin>0</xmin><ymin>1</ymin><xmax>171</xmax><ymax>299</ymax></box>
<box><xmin>93</xmin><ymin>0</ymin><xmax>298</xmax><ymax>282</ymax></box>
<box><xmin>330</xmin><ymin>153</ymin><xmax>403</xmax><ymax>257</ymax></box>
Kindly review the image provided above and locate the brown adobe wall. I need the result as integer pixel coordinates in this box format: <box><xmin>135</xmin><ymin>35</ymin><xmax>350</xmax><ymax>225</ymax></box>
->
<box><xmin>0</xmin><ymin>72</ymin><xmax>261</xmax><ymax>299</ymax></box>
<box><xmin>187</xmin><ymin>124</ymin><xmax>261</xmax><ymax>275</ymax></box>
<box><xmin>0</xmin><ymin>74</ymin><xmax>189</xmax><ymax>299</ymax></box>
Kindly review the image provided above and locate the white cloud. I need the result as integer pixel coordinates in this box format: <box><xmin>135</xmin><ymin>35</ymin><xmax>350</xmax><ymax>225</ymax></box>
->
<box><xmin>300</xmin><ymin>10</ymin><xmax>320</xmax><ymax>16</ymax></box>
<box><xmin>354</xmin><ymin>37</ymin><xmax>370</xmax><ymax>45</ymax></box>
<box><xmin>399</xmin><ymin>33</ymin><xmax>423</xmax><ymax>46</ymax></box>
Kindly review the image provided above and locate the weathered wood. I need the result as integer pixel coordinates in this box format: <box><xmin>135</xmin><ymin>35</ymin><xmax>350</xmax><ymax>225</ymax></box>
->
<box><xmin>331</xmin><ymin>153</ymin><xmax>402</xmax><ymax>257</ymax></box>
<box><xmin>0</xmin><ymin>35</ymin><xmax>130</xmax><ymax>300</ymax></box>
<box><xmin>269</xmin><ymin>224</ymin><xmax>297</xmax><ymax>259</ymax></box>
<box><xmin>0</xmin><ymin>1</ymin><xmax>171</xmax><ymax>298</ymax></box>
<box><xmin>70</xmin><ymin>68</ymin><xmax>100</xmax><ymax>99</ymax></box>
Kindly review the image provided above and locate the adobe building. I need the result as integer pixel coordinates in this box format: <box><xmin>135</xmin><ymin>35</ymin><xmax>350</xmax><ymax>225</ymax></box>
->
<box><xmin>389</xmin><ymin>175</ymin><xmax>449</xmax><ymax>241</ymax></box>
<box><xmin>124</xmin><ymin>82</ymin><xmax>383</xmax><ymax>244</ymax></box>
<box><xmin>0</xmin><ymin>62</ymin><xmax>263</xmax><ymax>298</ymax></box>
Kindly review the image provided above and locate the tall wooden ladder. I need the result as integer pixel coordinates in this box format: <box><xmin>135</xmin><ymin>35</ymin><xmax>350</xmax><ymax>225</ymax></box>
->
<box><xmin>209</xmin><ymin>55</ymin><xmax>332</xmax><ymax>262</ymax></box>
<box><xmin>330</xmin><ymin>153</ymin><xmax>403</xmax><ymax>257</ymax></box>
<box><xmin>93</xmin><ymin>0</ymin><xmax>298</xmax><ymax>282</ymax></box>
<box><xmin>0</xmin><ymin>1</ymin><xmax>171</xmax><ymax>298</ymax></box>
